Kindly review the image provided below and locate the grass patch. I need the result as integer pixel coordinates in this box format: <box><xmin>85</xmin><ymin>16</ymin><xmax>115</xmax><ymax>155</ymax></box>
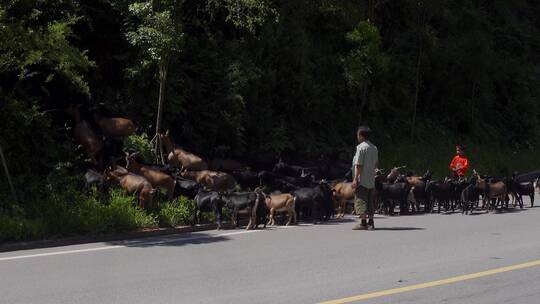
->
<box><xmin>0</xmin><ymin>188</ymin><xmax>157</xmax><ymax>243</ymax></box>
<box><xmin>159</xmin><ymin>196</ymin><xmax>195</xmax><ymax>227</ymax></box>
<box><xmin>0</xmin><ymin>215</ymin><xmax>47</xmax><ymax>243</ymax></box>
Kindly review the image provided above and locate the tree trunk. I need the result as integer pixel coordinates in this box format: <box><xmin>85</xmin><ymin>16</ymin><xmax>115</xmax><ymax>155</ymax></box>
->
<box><xmin>155</xmin><ymin>59</ymin><xmax>168</xmax><ymax>164</ymax></box>
<box><xmin>410</xmin><ymin>45</ymin><xmax>422</xmax><ymax>141</ymax></box>
<box><xmin>470</xmin><ymin>82</ymin><xmax>476</xmax><ymax>133</ymax></box>
<box><xmin>410</xmin><ymin>4</ymin><xmax>425</xmax><ymax>141</ymax></box>
<box><xmin>368</xmin><ymin>0</ymin><xmax>374</xmax><ymax>21</ymax></box>
<box><xmin>0</xmin><ymin>143</ymin><xmax>17</xmax><ymax>203</ymax></box>
<box><xmin>358</xmin><ymin>85</ymin><xmax>369</xmax><ymax>124</ymax></box>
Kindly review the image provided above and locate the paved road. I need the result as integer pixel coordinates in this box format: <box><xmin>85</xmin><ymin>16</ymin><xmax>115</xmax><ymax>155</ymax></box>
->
<box><xmin>1</xmin><ymin>201</ymin><xmax>540</xmax><ymax>304</ymax></box>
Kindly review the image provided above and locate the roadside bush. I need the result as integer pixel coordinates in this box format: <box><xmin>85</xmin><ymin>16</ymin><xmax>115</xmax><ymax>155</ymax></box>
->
<box><xmin>1</xmin><ymin>188</ymin><xmax>158</xmax><ymax>243</ymax></box>
<box><xmin>124</xmin><ymin>133</ymin><xmax>155</xmax><ymax>163</ymax></box>
<box><xmin>104</xmin><ymin>189</ymin><xmax>158</xmax><ymax>231</ymax></box>
<box><xmin>0</xmin><ymin>215</ymin><xmax>47</xmax><ymax>243</ymax></box>
<box><xmin>159</xmin><ymin>196</ymin><xmax>195</xmax><ymax>227</ymax></box>
<box><xmin>158</xmin><ymin>195</ymin><xmax>231</xmax><ymax>227</ymax></box>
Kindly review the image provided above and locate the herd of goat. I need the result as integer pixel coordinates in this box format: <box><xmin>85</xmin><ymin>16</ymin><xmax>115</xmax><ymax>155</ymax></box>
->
<box><xmin>67</xmin><ymin>104</ymin><xmax>540</xmax><ymax>230</ymax></box>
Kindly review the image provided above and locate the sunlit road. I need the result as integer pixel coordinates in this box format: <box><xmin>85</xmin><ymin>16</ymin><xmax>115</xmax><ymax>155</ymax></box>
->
<box><xmin>1</xmin><ymin>200</ymin><xmax>540</xmax><ymax>304</ymax></box>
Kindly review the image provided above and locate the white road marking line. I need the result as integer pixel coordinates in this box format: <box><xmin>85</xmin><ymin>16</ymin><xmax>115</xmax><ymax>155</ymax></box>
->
<box><xmin>271</xmin><ymin>224</ymin><xmax>314</xmax><ymax>229</ymax></box>
<box><xmin>0</xmin><ymin>230</ymin><xmax>261</xmax><ymax>262</ymax></box>
<box><xmin>0</xmin><ymin>246</ymin><xmax>125</xmax><ymax>262</ymax></box>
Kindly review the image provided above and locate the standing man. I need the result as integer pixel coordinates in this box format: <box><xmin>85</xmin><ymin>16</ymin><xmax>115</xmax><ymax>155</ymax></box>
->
<box><xmin>449</xmin><ymin>144</ymin><xmax>469</xmax><ymax>178</ymax></box>
<box><xmin>352</xmin><ymin>126</ymin><xmax>378</xmax><ymax>230</ymax></box>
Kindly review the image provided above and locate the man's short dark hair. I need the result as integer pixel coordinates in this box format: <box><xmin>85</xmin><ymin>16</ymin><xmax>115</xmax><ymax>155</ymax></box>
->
<box><xmin>357</xmin><ymin>126</ymin><xmax>372</xmax><ymax>139</ymax></box>
<box><xmin>456</xmin><ymin>144</ymin><xmax>465</xmax><ymax>150</ymax></box>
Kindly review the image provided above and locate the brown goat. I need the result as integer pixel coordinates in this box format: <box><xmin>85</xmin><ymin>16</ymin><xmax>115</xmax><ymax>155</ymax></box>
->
<box><xmin>473</xmin><ymin>170</ymin><xmax>508</xmax><ymax>211</ymax></box>
<box><xmin>405</xmin><ymin>176</ymin><xmax>423</xmax><ymax>187</ymax></box>
<box><xmin>93</xmin><ymin>113</ymin><xmax>137</xmax><ymax>138</ymax></box>
<box><xmin>65</xmin><ymin>104</ymin><xmax>103</xmax><ymax>165</ymax></box>
<box><xmin>256</xmin><ymin>188</ymin><xmax>296</xmax><ymax>226</ymax></box>
<box><xmin>180</xmin><ymin>169</ymin><xmax>236</xmax><ymax>193</ymax></box>
<box><xmin>332</xmin><ymin>182</ymin><xmax>355</xmax><ymax>218</ymax></box>
<box><xmin>104</xmin><ymin>166</ymin><xmax>155</xmax><ymax>209</ymax></box>
<box><xmin>160</xmin><ymin>130</ymin><xmax>208</xmax><ymax>171</ymax></box>
<box><xmin>125</xmin><ymin>153</ymin><xmax>175</xmax><ymax>200</ymax></box>
<box><xmin>387</xmin><ymin>165</ymin><xmax>406</xmax><ymax>183</ymax></box>
<box><xmin>404</xmin><ymin>176</ymin><xmax>424</xmax><ymax>211</ymax></box>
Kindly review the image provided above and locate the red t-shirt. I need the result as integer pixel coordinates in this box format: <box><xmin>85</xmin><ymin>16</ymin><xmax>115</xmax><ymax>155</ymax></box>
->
<box><xmin>449</xmin><ymin>155</ymin><xmax>469</xmax><ymax>177</ymax></box>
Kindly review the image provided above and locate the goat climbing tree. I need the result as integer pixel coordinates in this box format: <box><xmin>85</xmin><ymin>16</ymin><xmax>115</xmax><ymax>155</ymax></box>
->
<box><xmin>126</xmin><ymin>0</ymin><xmax>184</xmax><ymax>164</ymax></box>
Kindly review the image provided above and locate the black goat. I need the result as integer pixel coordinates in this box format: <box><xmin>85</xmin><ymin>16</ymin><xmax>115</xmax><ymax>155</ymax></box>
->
<box><xmin>426</xmin><ymin>179</ymin><xmax>454</xmax><ymax>213</ymax></box>
<box><xmin>192</xmin><ymin>190</ymin><xmax>225</xmax><ymax>229</ymax></box>
<box><xmin>232</xmin><ymin>168</ymin><xmax>260</xmax><ymax>190</ymax></box>
<box><xmin>375</xmin><ymin>181</ymin><xmax>410</xmax><ymax>215</ymax></box>
<box><xmin>222</xmin><ymin>192</ymin><xmax>266</xmax><ymax>229</ymax></box>
<box><xmin>461</xmin><ymin>183</ymin><xmax>479</xmax><ymax>214</ymax></box>
<box><xmin>174</xmin><ymin>177</ymin><xmax>201</xmax><ymax>199</ymax></box>
<box><xmin>292</xmin><ymin>182</ymin><xmax>334</xmax><ymax>223</ymax></box>
<box><xmin>83</xmin><ymin>169</ymin><xmax>110</xmax><ymax>199</ymax></box>
<box><xmin>258</xmin><ymin>171</ymin><xmax>299</xmax><ymax>193</ymax></box>
<box><xmin>509</xmin><ymin>179</ymin><xmax>534</xmax><ymax>208</ymax></box>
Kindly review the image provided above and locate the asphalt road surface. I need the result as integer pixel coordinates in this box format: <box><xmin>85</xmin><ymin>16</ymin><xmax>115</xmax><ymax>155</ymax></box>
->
<box><xmin>2</xmin><ymin>200</ymin><xmax>540</xmax><ymax>304</ymax></box>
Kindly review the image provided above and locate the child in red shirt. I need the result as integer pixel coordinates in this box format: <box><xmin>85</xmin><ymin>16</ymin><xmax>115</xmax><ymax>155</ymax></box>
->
<box><xmin>450</xmin><ymin>145</ymin><xmax>469</xmax><ymax>177</ymax></box>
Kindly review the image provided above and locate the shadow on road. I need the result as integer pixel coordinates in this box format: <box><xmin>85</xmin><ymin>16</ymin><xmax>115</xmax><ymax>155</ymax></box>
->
<box><xmin>373</xmin><ymin>227</ymin><xmax>425</xmax><ymax>231</ymax></box>
<box><xmin>492</xmin><ymin>207</ymin><xmax>528</xmax><ymax>215</ymax></box>
<box><xmin>318</xmin><ymin>218</ymin><xmax>356</xmax><ymax>225</ymax></box>
<box><xmin>105</xmin><ymin>232</ymin><xmax>231</xmax><ymax>248</ymax></box>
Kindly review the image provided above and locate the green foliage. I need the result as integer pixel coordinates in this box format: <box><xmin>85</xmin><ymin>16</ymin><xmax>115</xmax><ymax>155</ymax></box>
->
<box><xmin>2</xmin><ymin>0</ymin><xmax>540</xmax><ymax>242</ymax></box>
<box><xmin>0</xmin><ymin>3</ymin><xmax>93</xmax><ymax>94</ymax></box>
<box><xmin>126</xmin><ymin>1</ymin><xmax>184</xmax><ymax>66</ymax></box>
<box><xmin>0</xmin><ymin>188</ymin><xmax>157</xmax><ymax>243</ymax></box>
<box><xmin>41</xmin><ymin>188</ymin><xmax>157</xmax><ymax>237</ymax></box>
<box><xmin>0</xmin><ymin>98</ymin><xmax>80</xmax><ymax>204</ymax></box>
<box><xmin>0</xmin><ymin>214</ymin><xmax>47</xmax><ymax>243</ymax></box>
<box><xmin>209</xmin><ymin>0</ymin><xmax>279</xmax><ymax>32</ymax></box>
<box><xmin>102</xmin><ymin>189</ymin><xmax>158</xmax><ymax>231</ymax></box>
<box><xmin>159</xmin><ymin>196</ymin><xmax>194</xmax><ymax>227</ymax></box>
<box><xmin>124</xmin><ymin>133</ymin><xmax>155</xmax><ymax>163</ymax></box>
<box><xmin>343</xmin><ymin>21</ymin><xmax>389</xmax><ymax>90</ymax></box>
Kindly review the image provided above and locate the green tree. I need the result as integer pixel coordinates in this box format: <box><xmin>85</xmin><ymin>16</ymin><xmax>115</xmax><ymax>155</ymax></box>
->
<box><xmin>126</xmin><ymin>0</ymin><xmax>185</xmax><ymax>163</ymax></box>
<box><xmin>0</xmin><ymin>1</ymin><xmax>93</xmax><ymax>203</ymax></box>
<box><xmin>343</xmin><ymin>20</ymin><xmax>389</xmax><ymax>124</ymax></box>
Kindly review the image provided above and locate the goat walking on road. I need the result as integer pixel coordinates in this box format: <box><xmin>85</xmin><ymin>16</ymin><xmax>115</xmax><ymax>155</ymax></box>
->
<box><xmin>255</xmin><ymin>187</ymin><xmax>296</xmax><ymax>226</ymax></box>
<box><xmin>473</xmin><ymin>170</ymin><xmax>509</xmax><ymax>212</ymax></box>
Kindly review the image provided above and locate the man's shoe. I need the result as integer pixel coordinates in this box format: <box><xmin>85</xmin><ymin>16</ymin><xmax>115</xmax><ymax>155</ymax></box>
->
<box><xmin>353</xmin><ymin>219</ymin><xmax>368</xmax><ymax>230</ymax></box>
<box><xmin>352</xmin><ymin>223</ymin><xmax>367</xmax><ymax>230</ymax></box>
<box><xmin>367</xmin><ymin>219</ymin><xmax>375</xmax><ymax>230</ymax></box>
